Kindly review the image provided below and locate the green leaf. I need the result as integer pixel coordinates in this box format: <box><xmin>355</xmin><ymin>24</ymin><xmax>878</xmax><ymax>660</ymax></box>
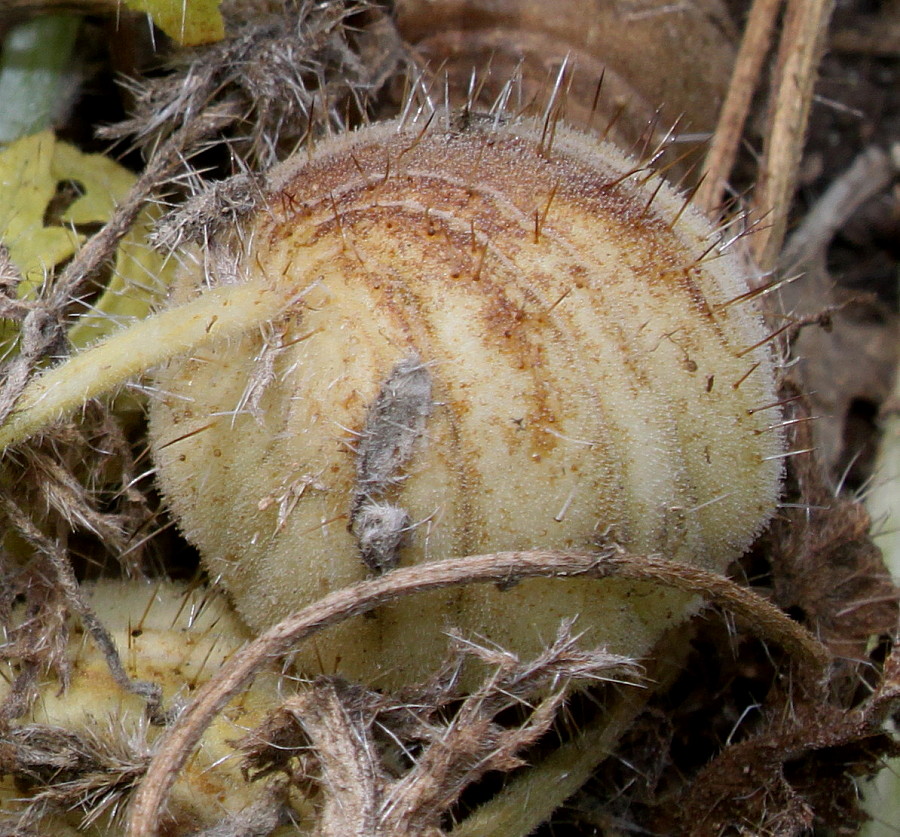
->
<box><xmin>0</xmin><ymin>15</ymin><xmax>80</xmax><ymax>143</ymax></box>
<box><xmin>0</xmin><ymin>132</ymin><xmax>174</xmax><ymax>352</ymax></box>
<box><xmin>122</xmin><ymin>0</ymin><xmax>225</xmax><ymax>46</ymax></box>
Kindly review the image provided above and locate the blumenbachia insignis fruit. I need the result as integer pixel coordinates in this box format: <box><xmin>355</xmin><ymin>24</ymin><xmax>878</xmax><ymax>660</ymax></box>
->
<box><xmin>0</xmin><ymin>581</ymin><xmax>299</xmax><ymax>834</ymax></box>
<box><xmin>148</xmin><ymin>112</ymin><xmax>785</xmax><ymax>688</ymax></box>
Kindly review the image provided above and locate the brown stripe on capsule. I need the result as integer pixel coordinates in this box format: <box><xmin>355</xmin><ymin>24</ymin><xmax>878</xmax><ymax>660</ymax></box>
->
<box><xmin>288</xmin><ymin>196</ymin><xmax>573</xmax><ymax>458</ymax></box>
<box><xmin>255</xmin><ymin>117</ymin><xmax>778</xmax><ymax>519</ymax></box>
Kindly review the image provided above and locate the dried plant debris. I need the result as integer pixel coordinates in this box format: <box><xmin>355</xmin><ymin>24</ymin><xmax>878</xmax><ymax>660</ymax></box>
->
<box><xmin>104</xmin><ymin>1</ymin><xmax>409</xmax><ymax>171</ymax></box>
<box><xmin>239</xmin><ymin>622</ymin><xmax>641</xmax><ymax>837</ymax></box>
<box><xmin>351</xmin><ymin>354</ymin><xmax>432</xmax><ymax>575</ymax></box>
<box><xmin>777</xmin><ymin>143</ymin><xmax>900</xmax><ymax>476</ymax></box>
<box><xmin>0</xmin><ymin>721</ymin><xmax>151</xmax><ymax>831</ymax></box>
<box><xmin>0</xmin><ymin>570</ymin><xmax>71</xmax><ymax>725</ymax></box>
<box><xmin>0</xmin><ymin>400</ymin><xmax>153</xmax><ymax>559</ymax></box>
<box><xmin>150</xmin><ymin>171</ymin><xmax>264</xmax><ymax>253</ymax></box>
<box><xmin>664</xmin><ymin>639</ymin><xmax>900</xmax><ymax>837</ymax></box>
<box><xmin>568</xmin><ymin>629</ymin><xmax>899</xmax><ymax>836</ymax></box>
<box><xmin>765</xmin><ymin>388</ymin><xmax>899</xmax><ymax>669</ymax></box>
<box><xmin>0</xmin><ymin>408</ymin><xmax>155</xmax><ymax>721</ymax></box>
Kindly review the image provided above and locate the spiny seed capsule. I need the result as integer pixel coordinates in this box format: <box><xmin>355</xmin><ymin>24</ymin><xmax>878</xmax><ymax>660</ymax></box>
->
<box><xmin>0</xmin><ymin>581</ymin><xmax>293</xmax><ymax>833</ymax></box>
<box><xmin>149</xmin><ymin>113</ymin><xmax>784</xmax><ymax>689</ymax></box>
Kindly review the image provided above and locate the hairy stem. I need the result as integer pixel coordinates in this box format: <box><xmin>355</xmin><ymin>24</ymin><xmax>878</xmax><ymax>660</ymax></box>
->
<box><xmin>0</xmin><ymin>278</ymin><xmax>284</xmax><ymax>450</ymax></box>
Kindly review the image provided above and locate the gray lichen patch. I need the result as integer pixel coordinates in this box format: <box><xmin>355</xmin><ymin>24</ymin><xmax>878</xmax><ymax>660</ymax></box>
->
<box><xmin>354</xmin><ymin>354</ymin><xmax>433</xmax><ymax>496</ymax></box>
<box><xmin>350</xmin><ymin>354</ymin><xmax>433</xmax><ymax>574</ymax></box>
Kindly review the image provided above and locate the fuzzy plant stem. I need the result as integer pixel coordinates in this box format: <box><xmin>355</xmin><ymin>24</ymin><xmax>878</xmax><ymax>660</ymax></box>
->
<box><xmin>450</xmin><ymin>682</ymin><xmax>653</xmax><ymax>837</ymax></box>
<box><xmin>0</xmin><ymin>95</ymin><xmax>240</xmax><ymax>432</ymax></box>
<box><xmin>0</xmin><ymin>15</ymin><xmax>80</xmax><ymax>143</ymax></box>
<box><xmin>0</xmin><ymin>279</ymin><xmax>285</xmax><ymax>450</ymax></box>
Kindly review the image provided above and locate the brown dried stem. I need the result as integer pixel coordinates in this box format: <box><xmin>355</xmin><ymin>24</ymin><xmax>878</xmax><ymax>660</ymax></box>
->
<box><xmin>263</xmin><ymin>625</ymin><xmax>635</xmax><ymax>837</ymax></box>
<box><xmin>448</xmin><ymin>670</ymin><xmax>653</xmax><ymax>837</ymax></box>
<box><xmin>697</xmin><ymin>0</ymin><xmax>783</xmax><ymax>216</ymax></box>
<box><xmin>750</xmin><ymin>0</ymin><xmax>836</xmax><ymax>269</ymax></box>
<box><xmin>126</xmin><ymin>548</ymin><xmax>830</xmax><ymax>837</ymax></box>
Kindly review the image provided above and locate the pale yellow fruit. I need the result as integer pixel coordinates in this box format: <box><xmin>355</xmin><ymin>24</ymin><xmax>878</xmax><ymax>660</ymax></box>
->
<box><xmin>149</xmin><ymin>113</ymin><xmax>784</xmax><ymax>689</ymax></box>
<box><xmin>0</xmin><ymin>581</ymin><xmax>301</xmax><ymax>835</ymax></box>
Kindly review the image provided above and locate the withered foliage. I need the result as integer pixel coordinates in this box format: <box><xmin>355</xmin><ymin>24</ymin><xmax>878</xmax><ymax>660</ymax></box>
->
<box><xmin>239</xmin><ymin>624</ymin><xmax>639</xmax><ymax>836</ymax></box>
<box><xmin>768</xmin><ymin>390</ymin><xmax>898</xmax><ymax>672</ymax></box>
<box><xmin>103</xmin><ymin>0</ymin><xmax>409</xmax><ymax>170</ymax></box>
<box><xmin>0</xmin><ymin>404</ymin><xmax>156</xmax><ymax>722</ymax></box>
<box><xmin>0</xmin><ymin>721</ymin><xmax>151</xmax><ymax>832</ymax></box>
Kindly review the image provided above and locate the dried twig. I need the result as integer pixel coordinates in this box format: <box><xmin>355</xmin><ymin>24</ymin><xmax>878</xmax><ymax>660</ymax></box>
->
<box><xmin>698</xmin><ymin>0</ymin><xmax>783</xmax><ymax>216</ymax></box>
<box><xmin>750</xmin><ymin>0</ymin><xmax>836</xmax><ymax>269</ymax></box>
<box><xmin>126</xmin><ymin>547</ymin><xmax>830</xmax><ymax>837</ymax></box>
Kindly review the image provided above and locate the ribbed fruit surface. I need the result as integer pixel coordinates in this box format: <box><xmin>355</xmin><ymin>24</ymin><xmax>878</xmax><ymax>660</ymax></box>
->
<box><xmin>150</xmin><ymin>114</ymin><xmax>784</xmax><ymax>688</ymax></box>
<box><xmin>0</xmin><ymin>582</ymin><xmax>291</xmax><ymax>833</ymax></box>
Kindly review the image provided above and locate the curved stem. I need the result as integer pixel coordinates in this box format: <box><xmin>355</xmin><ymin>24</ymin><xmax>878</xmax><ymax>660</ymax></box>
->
<box><xmin>124</xmin><ymin>548</ymin><xmax>830</xmax><ymax>837</ymax></box>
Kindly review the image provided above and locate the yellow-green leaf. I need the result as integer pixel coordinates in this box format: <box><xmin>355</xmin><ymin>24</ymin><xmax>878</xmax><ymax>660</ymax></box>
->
<box><xmin>122</xmin><ymin>0</ymin><xmax>225</xmax><ymax>46</ymax></box>
<box><xmin>0</xmin><ymin>131</ymin><xmax>79</xmax><ymax>293</ymax></box>
<box><xmin>0</xmin><ymin>132</ymin><xmax>174</xmax><ymax>353</ymax></box>
<box><xmin>67</xmin><ymin>206</ymin><xmax>173</xmax><ymax>349</ymax></box>
<box><xmin>53</xmin><ymin>141</ymin><xmax>136</xmax><ymax>226</ymax></box>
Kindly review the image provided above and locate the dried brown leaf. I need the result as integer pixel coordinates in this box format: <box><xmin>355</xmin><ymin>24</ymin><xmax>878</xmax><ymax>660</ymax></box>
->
<box><xmin>765</xmin><ymin>390</ymin><xmax>899</xmax><ymax>667</ymax></box>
